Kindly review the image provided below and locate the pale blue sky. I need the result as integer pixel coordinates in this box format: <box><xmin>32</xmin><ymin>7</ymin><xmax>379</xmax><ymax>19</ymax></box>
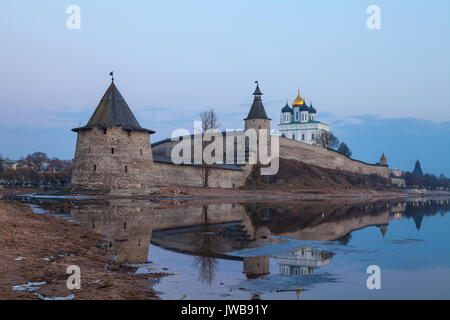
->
<box><xmin>0</xmin><ymin>1</ymin><xmax>449</xmax><ymax>175</ymax></box>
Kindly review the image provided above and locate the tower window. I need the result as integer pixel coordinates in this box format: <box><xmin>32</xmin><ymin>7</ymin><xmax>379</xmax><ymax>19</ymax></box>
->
<box><xmin>125</xmin><ymin>165</ymin><xmax>128</xmax><ymax>173</ymax></box>
<box><xmin>312</xmin><ymin>133</ymin><xmax>315</xmax><ymax>140</ymax></box>
<box><xmin>88</xmin><ymin>147</ymin><xmax>91</xmax><ymax>153</ymax></box>
<box><xmin>140</xmin><ymin>149</ymin><xmax>143</xmax><ymax>156</ymax></box>
<box><xmin>302</xmin><ymin>134</ymin><xmax>305</xmax><ymax>140</ymax></box>
<box><xmin>111</xmin><ymin>148</ymin><xmax>115</xmax><ymax>154</ymax></box>
<box><xmin>94</xmin><ymin>164</ymin><xmax>97</xmax><ymax>172</ymax></box>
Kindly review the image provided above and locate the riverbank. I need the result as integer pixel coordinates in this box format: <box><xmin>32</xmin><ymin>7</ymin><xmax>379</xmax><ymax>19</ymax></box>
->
<box><xmin>0</xmin><ymin>201</ymin><xmax>163</xmax><ymax>300</ymax></box>
<box><xmin>0</xmin><ymin>184</ymin><xmax>410</xmax><ymax>203</ymax></box>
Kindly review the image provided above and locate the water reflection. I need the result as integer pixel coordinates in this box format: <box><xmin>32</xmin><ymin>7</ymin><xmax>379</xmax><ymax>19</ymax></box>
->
<box><xmin>66</xmin><ymin>198</ymin><xmax>449</xmax><ymax>279</ymax></box>
<box><xmin>275</xmin><ymin>247</ymin><xmax>333</xmax><ymax>276</ymax></box>
<box><xmin>12</xmin><ymin>194</ymin><xmax>450</xmax><ymax>299</ymax></box>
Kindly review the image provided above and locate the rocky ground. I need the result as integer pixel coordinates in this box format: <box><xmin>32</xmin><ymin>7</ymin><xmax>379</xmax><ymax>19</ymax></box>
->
<box><xmin>0</xmin><ymin>201</ymin><xmax>163</xmax><ymax>300</ymax></box>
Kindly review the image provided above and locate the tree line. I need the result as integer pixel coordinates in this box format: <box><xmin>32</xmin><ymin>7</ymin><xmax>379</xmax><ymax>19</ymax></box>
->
<box><xmin>403</xmin><ymin>171</ymin><xmax>450</xmax><ymax>190</ymax></box>
<box><xmin>314</xmin><ymin>131</ymin><xmax>352</xmax><ymax>157</ymax></box>
<box><xmin>0</xmin><ymin>153</ymin><xmax>72</xmax><ymax>187</ymax></box>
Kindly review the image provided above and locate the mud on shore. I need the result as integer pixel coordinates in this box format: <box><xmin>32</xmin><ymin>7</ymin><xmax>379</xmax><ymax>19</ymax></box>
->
<box><xmin>0</xmin><ymin>201</ymin><xmax>163</xmax><ymax>300</ymax></box>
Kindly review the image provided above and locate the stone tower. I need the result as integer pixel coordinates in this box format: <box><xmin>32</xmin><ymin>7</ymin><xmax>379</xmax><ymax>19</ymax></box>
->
<box><xmin>71</xmin><ymin>77</ymin><xmax>155</xmax><ymax>193</ymax></box>
<box><xmin>379</xmin><ymin>152</ymin><xmax>388</xmax><ymax>166</ymax></box>
<box><xmin>244</xmin><ymin>82</ymin><xmax>271</xmax><ymax>158</ymax></box>
<box><xmin>244</xmin><ymin>81</ymin><xmax>271</xmax><ymax>133</ymax></box>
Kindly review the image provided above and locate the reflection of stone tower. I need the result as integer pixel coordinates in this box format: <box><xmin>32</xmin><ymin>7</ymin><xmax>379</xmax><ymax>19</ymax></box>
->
<box><xmin>244</xmin><ymin>82</ymin><xmax>271</xmax><ymax>158</ymax></box>
<box><xmin>70</xmin><ymin>200</ymin><xmax>154</xmax><ymax>264</ymax></box>
<box><xmin>71</xmin><ymin>76</ymin><xmax>155</xmax><ymax>193</ymax></box>
<box><xmin>379</xmin><ymin>224</ymin><xmax>388</xmax><ymax>237</ymax></box>
<box><xmin>243</xmin><ymin>255</ymin><xmax>270</xmax><ymax>279</ymax></box>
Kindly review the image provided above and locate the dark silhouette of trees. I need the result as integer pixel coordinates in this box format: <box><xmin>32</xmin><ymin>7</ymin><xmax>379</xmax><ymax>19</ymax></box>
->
<box><xmin>338</xmin><ymin>142</ymin><xmax>352</xmax><ymax>157</ymax></box>
<box><xmin>404</xmin><ymin>171</ymin><xmax>450</xmax><ymax>190</ymax></box>
<box><xmin>0</xmin><ymin>155</ymin><xmax>4</xmax><ymax>174</ymax></box>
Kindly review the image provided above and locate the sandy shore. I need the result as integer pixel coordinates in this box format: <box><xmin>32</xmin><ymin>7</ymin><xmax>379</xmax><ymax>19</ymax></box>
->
<box><xmin>0</xmin><ymin>201</ymin><xmax>163</xmax><ymax>300</ymax></box>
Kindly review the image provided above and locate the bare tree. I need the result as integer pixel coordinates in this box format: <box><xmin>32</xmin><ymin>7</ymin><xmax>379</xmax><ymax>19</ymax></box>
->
<box><xmin>315</xmin><ymin>131</ymin><xmax>339</xmax><ymax>149</ymax></box>
<box><xmin>200</xmin><ymin>109</ymin><xmax>219</xmax><ymax>133</ymax></box>
<box><xmin>199</xmin><ymin>109</ymin><xmax>220</xmax><ymax>188</ymax></box>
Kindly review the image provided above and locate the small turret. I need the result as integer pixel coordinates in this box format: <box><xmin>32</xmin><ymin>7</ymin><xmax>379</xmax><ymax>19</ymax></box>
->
<box><xmin>379</xmin><ymin>152</ymin><xmax>388</xmax><ymax>166</ymax></box>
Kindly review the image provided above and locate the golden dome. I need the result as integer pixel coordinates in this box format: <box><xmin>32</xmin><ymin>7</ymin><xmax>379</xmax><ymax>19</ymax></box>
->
<box><xmin>292</xmin><ymin>89</ymin><xmax>305</xmax><ymax>106</ymax></box>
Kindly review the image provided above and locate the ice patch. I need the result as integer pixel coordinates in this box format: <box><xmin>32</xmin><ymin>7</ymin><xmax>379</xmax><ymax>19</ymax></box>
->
<box><xmin>34</xmin><ymin>293</ymin><xmax>75</xmax><ymax>300</ymax></box>
<box><xmin>13</xmin><ymin>282</ymin><xmax>47</xmax><ymax>292</ymax></box>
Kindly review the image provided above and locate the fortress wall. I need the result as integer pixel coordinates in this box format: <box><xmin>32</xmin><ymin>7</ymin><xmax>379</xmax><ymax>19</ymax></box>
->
<box><xmin>151</xmin><ymin>162</ymin><xmax>252</xmax><ymax>189</ymax></box>
<box><xmin>279</xmin><ymin>137</ymin><xmax>390</xmax><ymax>179</ymax></box>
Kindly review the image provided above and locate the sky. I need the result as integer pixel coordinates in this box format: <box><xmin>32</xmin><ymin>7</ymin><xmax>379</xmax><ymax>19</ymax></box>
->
<box><xmin>0</xmin><ymin>1</ymin><xmax>449</xmax><ymax>175</ymax></box>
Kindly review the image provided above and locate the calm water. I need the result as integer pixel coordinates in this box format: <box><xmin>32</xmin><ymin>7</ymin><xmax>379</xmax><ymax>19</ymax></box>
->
<box><xmin>14</xmin><ymin>196</ymin><xmax>450</xmax><ymax>300</ymax></box>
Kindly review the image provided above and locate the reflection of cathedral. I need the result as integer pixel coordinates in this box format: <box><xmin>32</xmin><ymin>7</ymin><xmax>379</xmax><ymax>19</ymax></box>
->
<box><xmin>275</xmin><ymin>247</ymin><xmax>333</xmax><ymax>276</ymax></box>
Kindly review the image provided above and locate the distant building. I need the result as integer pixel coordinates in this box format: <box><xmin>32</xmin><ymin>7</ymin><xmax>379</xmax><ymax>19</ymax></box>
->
<box><xmin>276</xmin><ymin>89</ymin><xmax>330</xmax><ymax>144</ymax></box>
<box><xmin>390</xmin><ymin>169</ymin><xmax>403</xmax><ymax>177</ymax></box>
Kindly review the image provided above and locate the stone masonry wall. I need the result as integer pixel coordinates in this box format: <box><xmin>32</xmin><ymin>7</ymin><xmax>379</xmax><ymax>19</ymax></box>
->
<box><xmin>72</xmin><ymin>127</ymin><xmax>388</xmax><ymax>192</ymax></box>
<box><xmin>151</xmin><ymin>161</ymin><xmax>252</xmax><ymax>189</ymax></box>
<box><xmin>71</xmin><ymin>127</ymin><xmax>154</xmax><ymax>192</ymax></box>
<box><xmin>279</xmin><ymin>137</ymin><xmax>390</xmax><ymax>179</ymax></box>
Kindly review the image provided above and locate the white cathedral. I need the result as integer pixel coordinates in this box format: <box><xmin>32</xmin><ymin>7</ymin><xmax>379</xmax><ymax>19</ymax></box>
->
<box><xmin>276</xmin><ymin>89</ymin><xmax>330</xmax><ymax>145</ymax></box>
